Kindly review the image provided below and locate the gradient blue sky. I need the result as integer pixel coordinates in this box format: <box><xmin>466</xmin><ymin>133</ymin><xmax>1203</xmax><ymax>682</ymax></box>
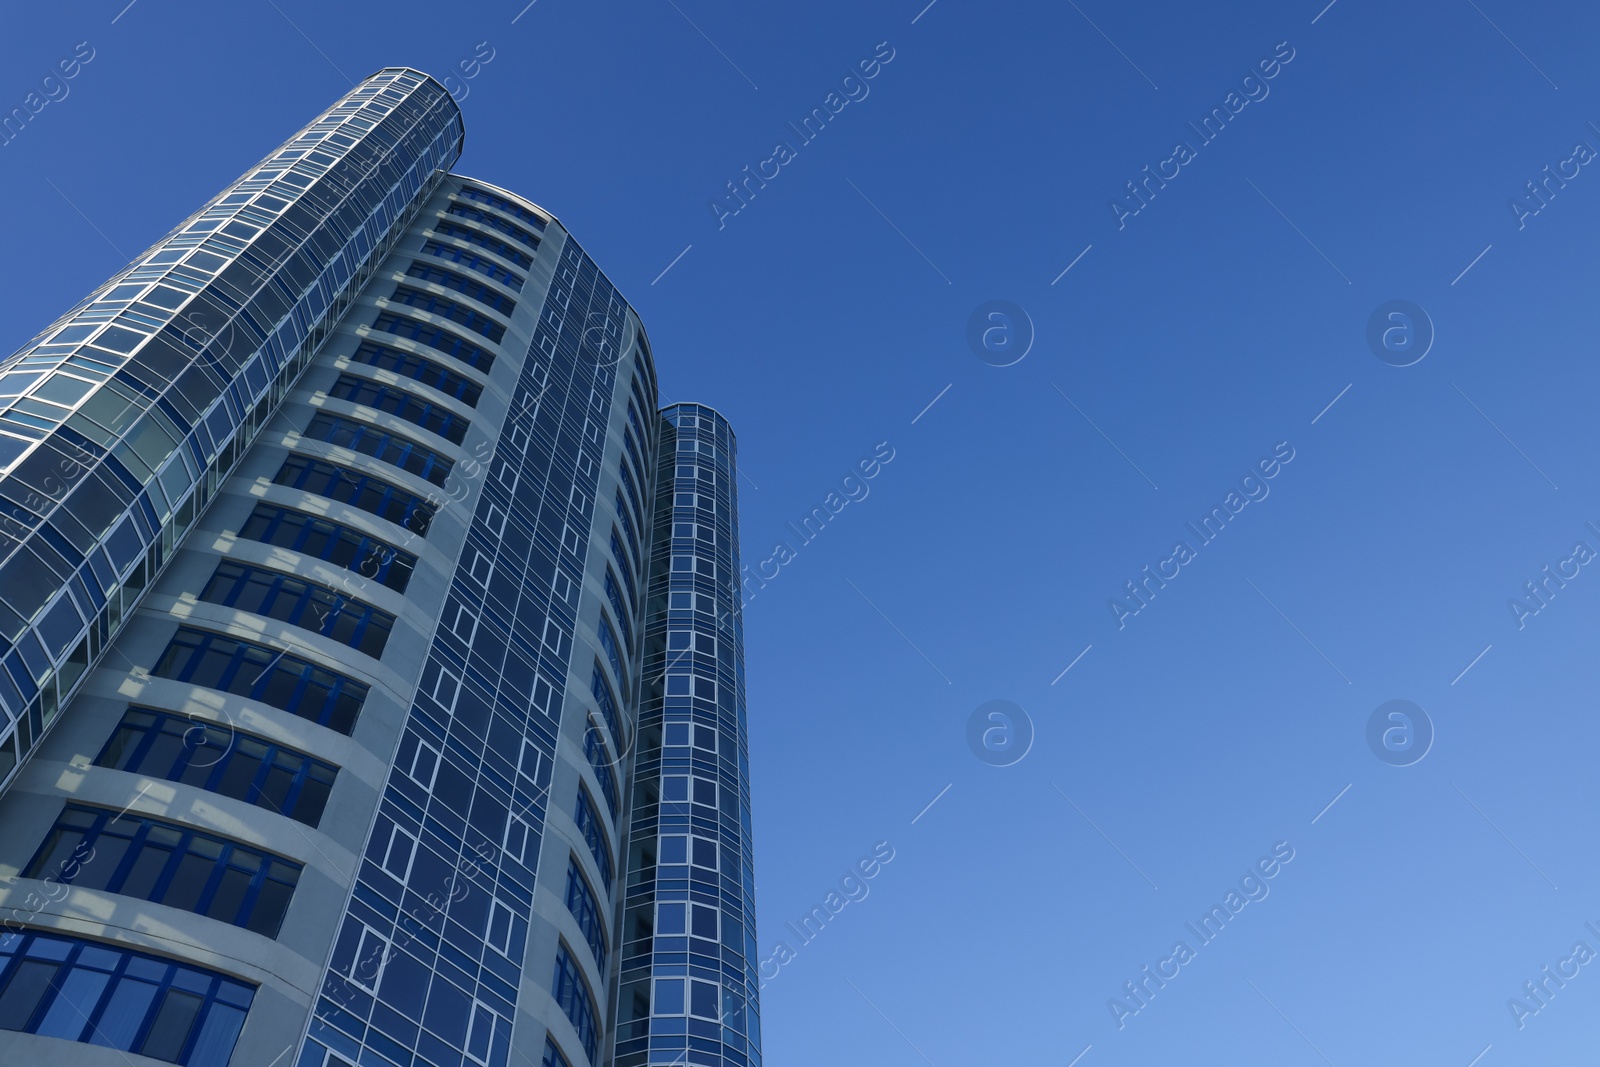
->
<box><xmin>4</xmin><ymin>1</ymin><xmax>1600</xmax><ymax>1064</ymax></box>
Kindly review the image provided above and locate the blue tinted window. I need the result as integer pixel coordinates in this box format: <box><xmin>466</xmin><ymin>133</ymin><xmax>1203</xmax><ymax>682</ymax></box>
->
<box><xmin>329</xmin><ymin>372</ymin><xmax>470</xmax><ymax>444</ymax></box>
<box><xmin>272</xmin><ymin>455</ymin><xmax>436</xmax><ymax>536</ymax></box>
<box><xmin>417</xmin><ymin>240</ymin><xmax>524</xmax><ymax>290</ymax></box>
<box><xmin>347</xmin><ymin>340</ymin><xmax>483</xmax><ymax>406</ymax></box>
<box><xmin>542</xmin><ymin>1037</ymin><xmax>572</xmax><ymax>1067</ymax></box>
<box><xmin>604</xmin><ymin>572</ymin><xmax>632</xmax><ymax>649</ymax></box>
<box><xmin>25</xmin><ymin>805</ymin><xmax>301</xmax><ymax>937</ymax></box>
<box><xmin>583</xmin><ymin>727</ymin><xmax>619</xmax><ymax>822</ymax></box>
<box><xmin>432</xmin><ymin>221</ymin><xmax>532</xmax><ymax>269</ymax></box>
<box><xmin>303</xmin><ymin>412</ymin><xmax>453</xmax><ymax>487</ymax></box>
<box><xmin>239</xmin><ymin>503</ymin><xmax>416</xmax><ymax>592</ymax></box>
<box><xmin>152</xmin><ymin>627</ymin><xmax>368</xmax><ymax>734</ymax></box>
<box><xmin>371</xmin><ymin>312</ymin><xmax>495</xmax><ymax>372</ymax></box>
<box><xmin>443</xmin><ymin>203</ymin><xmax>542</xmax><ymax>251</ymax></box>
<box><xmin>456</xmin><ymin>186</ymin><xmax>548</xmax><ymax>230</ymax></box>
<box><xmin>617</xmin><ymin>462</ymin><xmax>643</xmax><ymax>532</ymax></box>
<box><xmin>614</xmin><ymin>490</ymin><xmax>640</xmax><ymax>570</ymax></box>
<box><xmin>95</xmin><ymin>708</ymin><xmax>337</xmax><ymax>827</ymax></box>
<box><xmin>0</xmin><ymin>929</ymin><xmax>253</xmax><ymax>1065</ymax></box>
<box><xmin>611</xmin><ymin>533</ymin><xmax>638</xmax><ymax>611</ymax></box>
<box><xmin>403</xmin><ymin>262</ymin><xmax>517</xmax><ymax>315</ymax></box>
<box><xmin>200</xmin><ymin>560</ymin><xmax>395</xmax><ymax>657</ymax></box>
<box><xmin>564</xmin><ymin>861</ymin><xmax>608</xmax><ymax>972</ymax></box>
<box><xmin>388</xmin><ymin>285</ymin><xmax>505</xmax><ymax>342</ymax></box>
<box><xmin>551</xmin><ymin>945</ymin><xmax>598</xmax><ymax>1063</ymax></box>
<box><xmin>597</xmin><ymin>615</ymin><xmax>624</xmax><ymax>689</ymax></box>
<box><xmin>590</xmin><ymin>666</ymin><xmax>624</xmax><ymax>752</ymax></box>
<box><xmin>573</xmin><ymin>789</ymin><xmax>612</xmax><ymax>891</ymax></box>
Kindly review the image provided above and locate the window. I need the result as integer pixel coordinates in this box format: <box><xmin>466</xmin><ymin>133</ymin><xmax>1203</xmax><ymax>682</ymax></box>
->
<box><xmin>25</xmin><ymin>805</ymin><xmax>301</xmax><ymax>937</ymax></box>
<box><xmin>486</xmin><ymin>898</ymin><xmax>527</xmax><ymax>960</ymax></box>
<box><xmin>504</xmin><ymin>813</ymin><xmax>532</xmax><ymax>864</ymax></box>
<box><xmin>661</xmin><ymin>774</ymin><xmax>717</xmax><ymax>809</ymax></box>
<box><xmin>371</xmin><ymin>312</ymin><xmax>495</xmax><ymax>373</ymax></box>
<box><xmin>604</xmin><ymin>572</ymin><xmax>632</xmax><ymax>649</ymax></box>
<box><xmin>627</xmin><ymin>399</ymin><xmax>652</xmax><ymax>458</ymax></box>
<box><xmin>689</xmin><ymin>979</ymin><xmax>720</xmax><ymax>1020</ymax></box>
<box><xmin>541</xmin><ymin>1037</ymin><xmax>572</xmax><ymax>1067</ymax></box>
<box><xmin>551</xmin><ymin>944</ymin><xmax>599</xmax><ymax>1063</ymax></box>
<box><xmin>590</xmin><ymin>666</ymin><xmax>623</xmax><ymax>752</ymax></box>
<box><xmin>691</xmin><ymin>902</ymin><xmax>719</xmax><ymax>941</ymax></box>
<box><xmin>344</xmin><ymin>923</ymin><xmax>389</xmax><ymax>993</ymax></box>
<box><xmin>347</xmin><ymin>340</ymin><xmax>483</xmax><ymax>406</ymax></box>
<box><xmin>573</xmin><ymin>788</ymin><xmax>612</xmax><ymax>891</ymax></box>
<box><xmin>465</xmin><ymin>1001</ymin><xmax>500</xmax><ymax>1065</ymax></box>
<box><xmin>200</xmin><ymin>561</ymin><xmax>395</xmax><ymax>657</ymax></box>
<box><xmin>304</xmin><ymin>412</ymin><xmax>454</xmax><ymax>487</ymax></box>
<box><xmin>404</xmin><ymin>262</ymin><xmax>517</xmax><ymax>315</ymax></box>
<box><xmin>239</xmin><ymin>503</ymin><xmax>417</xmax><ymax>592</ymax></box>
<box><xmin>0</xmin><ymin>929</ymin><xmax>254</xmax><ymax>1065</ymax></box>
<box><xmin>597</xmin><ymin>615</ymin><xmax>624</xmax><ymax>691</ymax></box>
<box><xmin>456</xmin><ymin>186</ymin><xmax>548</xmax><ymax>230</ymax></box>
<box><xmin>329</xmin><ymin>373</ymin><xmax>470</xmax><ymax>444</ymax></box>
<box><xmin>622</xmin><ymin>427</ymin><xmax>645</xmax><ymax>489</ymax></box>
<box><xmin>432</xmin><ymin>221</ymin><xmax>532</xmax><ymax>269</ymax></box>
<box><xmin>564</xmin><ymin>860</ymin><xmax>608</xmax><ymax>972</ymax></box>
<box><xmin>95</xmin><ymin>708</ymin><xmax>338</xmax><ymax>827</ymax></box>
<box><xmin>272</xmin><ymin>455</ymin><xmax>436</xmax><ymax>535</ymax></box>
<box><xmin>396</xmin><ymin>731</ymin><xmax>440</xmax><ymax>789</ymax></box>
<box><xmin>387</xmin><ymin>285</ymin><xmax>506</xmax><ymax>342</ymax></box>
<box><xmin>611</xmin><ymin>533</ymin><xmax>638</xmax><ymax>611</ymax></box>
<box><xmin>418</xmin><ymin>240</ymin><xmax>524</xmax><ymax>290</ymax></box>
<box><xmin>444</xmin><ymin>202</ymin><xmax>542</xmax><ymax>250</ymax></box>
<box><xmin>583</xmin><ymin>724</ymin><xmax>619</xmax><ymax>822</ymax></box>
<box><xmin>614</xmin><ymin>490</ymin><xmax>640</xmax><ymax>569</ymax></box>
<box><xmin>152</xmin><ymin>627</ymin><xmax>368</xmax><ymax>734</ymax></box>
<box><xmin>617</xmin><ymin>463</ymin><xmax>643</xmax><ymax>532</ymax></box>
<box><xmin>519</xmin><ymin>739</ymin><xmax>545</xmax><ymax>785</ymax></box>
<box><xmin>380</xmin><ymin>824</ymin><xmax>417</xmax><ymax>882</ymax></box>
<box><xmin>659</xmin><ymin>834</ymin><xmax>719</xmax><ymax>873</ymax></box>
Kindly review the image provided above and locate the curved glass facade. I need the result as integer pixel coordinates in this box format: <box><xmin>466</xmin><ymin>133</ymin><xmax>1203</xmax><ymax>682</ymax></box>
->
<box><xmin>615</xmin><ymin>404</ymin><xmax>759</xmax><ymax>1067</ymax></box>
<box><xmin>0</xmin><ymin>67</ymin><xmax>758</xmax><ymax>1067</ymax></box>
<box><xmin>0</xmin><ymin>67</ymin><xmax>463</xmax><ymax>797</ymax></box>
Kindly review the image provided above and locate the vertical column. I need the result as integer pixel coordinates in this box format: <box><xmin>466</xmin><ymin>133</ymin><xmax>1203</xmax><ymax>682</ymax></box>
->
<box><xmin>615</xmin><ymin>404</ymin><xmax>759</xmax><ymax>1067</ymax></box>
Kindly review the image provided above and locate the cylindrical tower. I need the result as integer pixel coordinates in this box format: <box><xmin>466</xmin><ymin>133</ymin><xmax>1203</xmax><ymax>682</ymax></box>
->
<box><xmin>614</xmin><ymin>404</ymin><xmax>759</xmax><ymax>1067</ymax></box>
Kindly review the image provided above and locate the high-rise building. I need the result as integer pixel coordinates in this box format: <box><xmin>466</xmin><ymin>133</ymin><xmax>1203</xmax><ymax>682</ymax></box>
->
<box><xmin>0</xmin><ymin>68</ymin><xmax>759</xmax><ymax>1067</ymax></box>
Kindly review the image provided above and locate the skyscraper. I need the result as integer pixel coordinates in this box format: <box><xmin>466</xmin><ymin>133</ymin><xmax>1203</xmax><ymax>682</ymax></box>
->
<box><xmin>0</xmin><ymin>68</ymin><xmax>759</xmax><ymax>1067</ymax></box>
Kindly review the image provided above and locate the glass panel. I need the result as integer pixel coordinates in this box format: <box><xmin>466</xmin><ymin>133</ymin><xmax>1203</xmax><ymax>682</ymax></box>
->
<box><xmin>33</xmin><ymin>967</ymin><xmax>109</xmax><ymax>1040</ymax></box>
<box><xmin>215</xmin><ymin>740</ymin><xmax>266</xmax><ymax>798</ymax></box>
<box><xmin>204</xmin><ymin>867</ymin><xmax>252</xmax><ymax>925</ymax></box>
<box><xmin>291</xmin><ymin>771</ymin><xmax>332</xmax><ymax>825</ymax></box>
<box><xmin>257</xmin><ymin>761</ymin><xmax>297</xmax><ymax>813</ymax></box>
<box><xmin>74</xmin><ymin>836</ymin><xmax>128</xmax><ymax>891</ymax></box>
<box><xmin>185</xmin><ymin>1002</ymin><xmax>245</xmax><ymax>1067</ymax></box>
<box><xmin>0</xmin><ymin>959</ymin><xmax>60</xmax><ymax>1030</ymax></box>
<box><xmin>88</xmin><ymin>977</ymin><xmax>158</xmax><ymax>1050</ymax></box>
<box><xmin>139</xmin><ymin>988</ymin><xmax>202</xmax><ymax>1061</ymax></box>
<box><xmin>162</xmin><ymin>851</ymin><xmax>217</xmax><ymax>913</ymax></box>
<box><xmin>245</xmin><ymin>879</ymin><xmax>293</xmax><ymax>937</ymax></box>
<box><xmin>118</xmin><ymin>845</ymin><xmax>175</xmax><ymax>900</ymax></box>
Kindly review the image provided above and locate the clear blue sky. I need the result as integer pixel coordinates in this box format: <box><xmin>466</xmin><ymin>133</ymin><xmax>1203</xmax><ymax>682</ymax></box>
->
<box><xmin>4</xmin><ymin>1</ymin><xmax>1600</xmax><ymax>1064</ymax></box>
